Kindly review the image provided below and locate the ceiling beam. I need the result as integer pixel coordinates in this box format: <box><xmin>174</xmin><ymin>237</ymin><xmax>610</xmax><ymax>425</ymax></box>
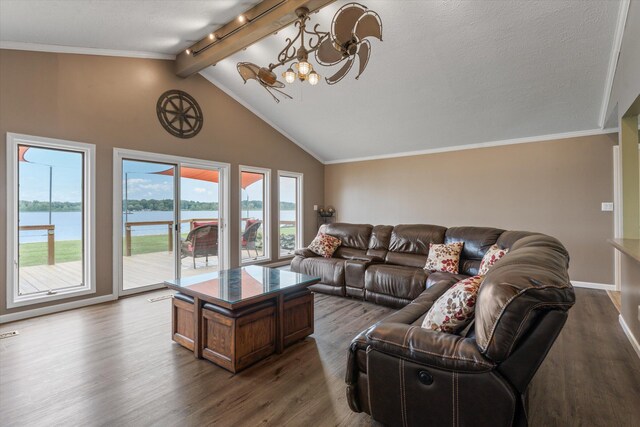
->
<box><xmin>175</xmin><ymin>0</ymin><xmax>336</xmax><ymax>78</ymax></box>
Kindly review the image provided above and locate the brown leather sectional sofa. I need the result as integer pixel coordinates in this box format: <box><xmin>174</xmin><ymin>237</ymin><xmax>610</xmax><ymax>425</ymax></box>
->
<box><xmin>291</xmin><ymin>223</ymin><xmax>575</xmax><ymax>426</ymax></box>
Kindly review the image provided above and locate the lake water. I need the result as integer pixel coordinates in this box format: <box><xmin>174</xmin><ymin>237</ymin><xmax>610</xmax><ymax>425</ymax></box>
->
<box><xmin>19</xmin><ymin>210</ymin><xmax>295</xmax><ymax>242</ymax></box>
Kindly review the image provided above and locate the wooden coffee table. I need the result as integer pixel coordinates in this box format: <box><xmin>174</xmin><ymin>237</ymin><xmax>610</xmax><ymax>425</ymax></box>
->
<box><xmin>164</xmin><ymin>266</ymin><xmax>320</xmax><ymax>373</ymax></box>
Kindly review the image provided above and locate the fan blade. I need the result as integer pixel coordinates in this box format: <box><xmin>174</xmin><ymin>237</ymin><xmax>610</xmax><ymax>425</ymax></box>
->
<box><xmin>258</xmin><ymin>67</ymin><xmax>277</xmax><ymax>86</ymax></box>
<box><xmin>315</xmin><ymin>37</ymin><xmax>344</xmax><ymax>66</ymax></box>
<box><xmin>332</xmin><ymin>4</ymin><xmax>366</xmax><ymax>45</ymax></box>
<box><xmin>355</xmin><ymin>40</ymin><xmax>371</xmax><ymax>79</ymax></box>
<box><xmin>354</xmin><ymin>12</ymin><xmax>382</xmax><ymax>41</ymax></box>
<box><xmin>237</xmin><ymin>62</ymin><xmax>260</xmax><ymax>83</ymax></box>
<box><xmin>268</xmin><ymin>80</ymin><xmax>286</xmax><ymax>89</ymax></box>
<box><xmin>326</xmin><ymin>55</ymin><xmax>355</xmax><ymax>85</ymax></box>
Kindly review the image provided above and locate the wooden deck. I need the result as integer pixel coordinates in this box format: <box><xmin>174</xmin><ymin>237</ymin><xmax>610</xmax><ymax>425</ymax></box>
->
<box><xmin>18</xmin><ymin>251</ymin><xmax>222</xmax><ymax>294</ymax></box>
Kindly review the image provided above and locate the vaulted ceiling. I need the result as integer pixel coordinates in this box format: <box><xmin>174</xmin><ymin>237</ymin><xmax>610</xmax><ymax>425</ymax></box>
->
<box><xmin>0</xmin><ymin>1</ymin><xmax>624</xmax><ymax>163</ymax></box>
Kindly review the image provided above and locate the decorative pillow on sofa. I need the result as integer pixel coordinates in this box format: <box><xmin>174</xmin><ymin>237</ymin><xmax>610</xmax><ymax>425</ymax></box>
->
<box><xmin>478</xmin><ymin>244</ymin><xmax>509</xmax><ymax>275</ymax></box>
<box><xmin>421</xmin><ymin>275</ymin><xmax>484</xmax><ymax>333</ymax></box>
<box><xmin>308</xmin><ymin>232</ymin><xmax>342</xmax><ymax>258</ymax></box>
<box><xmin>424</xmin><ymin>242</ymin><xmax>464</xmax><ymax>274</ymax></box>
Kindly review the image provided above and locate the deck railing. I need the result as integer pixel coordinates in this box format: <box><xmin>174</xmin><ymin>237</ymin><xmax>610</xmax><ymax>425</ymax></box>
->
<box><xmin>19</xmin><ymin>224</ymin><xmax>55</xmax><ymax>265</ymax></box>
<box><xmin>123</xmin><ymin>218</ymin><xmax>295</xmax><ymax>257</ymax></box>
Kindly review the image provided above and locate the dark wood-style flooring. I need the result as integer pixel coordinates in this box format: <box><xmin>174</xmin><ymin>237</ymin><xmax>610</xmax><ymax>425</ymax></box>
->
<box><xmin>1</xmin><ymin>289</ymin><xmax>639</xmax><ymax>426</ymax></box>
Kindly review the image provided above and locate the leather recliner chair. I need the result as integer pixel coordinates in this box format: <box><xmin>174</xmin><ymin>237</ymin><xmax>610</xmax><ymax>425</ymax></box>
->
<box><xmin>345</xmin><ymin>233</ymin><xmax>575</xmax><ymax>426</ymax></box>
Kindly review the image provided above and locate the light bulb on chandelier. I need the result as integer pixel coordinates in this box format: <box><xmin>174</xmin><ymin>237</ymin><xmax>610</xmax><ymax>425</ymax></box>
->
<box><xmin>283</xmin><ymin>67</ymin><xmax>296</xmax><ymax>84</ymax></box>
<box><xmin>297</xmin><ymin>61</ymin><xmax>311</xmax><ymax>76</ymax></box>
<box><xmin>308</xmin><ymin>71</ymin><xmax>320</xmax><ymax>85</ymax></box>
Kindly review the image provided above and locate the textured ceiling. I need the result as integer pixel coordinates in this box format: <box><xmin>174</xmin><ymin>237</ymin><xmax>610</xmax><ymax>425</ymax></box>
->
<box><xmin>202</xmin><ymin>0</ymin><xmax>621</xmax><ymax>162</ymax></box>
<box><xmin>0</xmin><ymin>1</ymin><xmax>622</xmax><ymax>162</ymax></box>
<box><xmin>0</xmin><ymin>0</ymin><xmax>260</xmax><ymax>55</ymax></box>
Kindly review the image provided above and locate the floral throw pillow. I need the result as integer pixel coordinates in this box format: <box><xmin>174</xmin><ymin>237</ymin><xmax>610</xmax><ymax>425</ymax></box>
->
<box><xmin>478</xmin><ymin>244</ymin><xmax>509</xmax><ymax>275</ymax></box>
<box><xmin>421</xmin><ymin>275</ymin><xmax>484</xmax><ymax>333</ymax></box>
<box><xmin>424</xmin><ymin>242</ymin><xmax>464</xmax><ymax>274</ymax></box>
<box><xmin>308</xmin><ymin>233</ymin><xmax>342</xmax><ymax>258</ymax></box>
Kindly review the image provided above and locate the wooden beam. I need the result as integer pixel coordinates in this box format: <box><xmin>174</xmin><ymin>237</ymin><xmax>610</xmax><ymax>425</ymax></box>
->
<box><xmin>175</xmin><ymin>0</ymin><xmax>336</xmax><ymax>78</ymax></box>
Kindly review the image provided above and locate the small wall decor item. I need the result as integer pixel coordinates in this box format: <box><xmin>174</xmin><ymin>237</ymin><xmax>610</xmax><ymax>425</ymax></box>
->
<box><xmin>156</xmin><ymin>90</ymin><xmax>203</xmax><ymax>138</ymax></box>
<box><xmin>317</xmin><ymin>206</ymin><xmax>336</xmax><ymax>230</ymax></box>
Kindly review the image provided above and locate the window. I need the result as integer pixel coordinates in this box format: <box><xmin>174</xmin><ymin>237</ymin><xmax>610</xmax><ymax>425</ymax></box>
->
<box><xmin>239</xmin><ymin>166</ymin><xmax>270</xmax><ymax>264</ymax></box>
<box><xmin>6</xmin><ymin>133</ymin><xmax>95</xmax><ymax>307</ymax></box>
<box><xmin>278</xmin><ymin>171</ymin><xmax>303</xmax><ymax>258</ymax></box>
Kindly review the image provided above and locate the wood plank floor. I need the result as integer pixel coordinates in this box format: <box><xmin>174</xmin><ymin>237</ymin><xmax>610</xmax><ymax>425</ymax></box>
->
<box><xmin>1</xmin><ymin>289</ymin><xmax>639</xmax><ymax>426</ymax></box>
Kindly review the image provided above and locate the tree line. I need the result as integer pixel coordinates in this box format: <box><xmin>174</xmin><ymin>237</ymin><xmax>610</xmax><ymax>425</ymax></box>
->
<box><xmin>20</xmin><ymin>199</ymin><xmax>296</xmax><ymax>212</ymax></box>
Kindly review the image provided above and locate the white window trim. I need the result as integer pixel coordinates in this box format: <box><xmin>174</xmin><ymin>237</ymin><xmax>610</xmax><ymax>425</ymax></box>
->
<box><xmin>239</xmin><ymin>165</ymin><xmax>271</xmax><ymax>265</ymax></box>
<box><xmin>113</xmin><ymin>148</ymin><xmax>231</xmax><ymax>297</ymax></box>
<box><xmin>6</xmin><ymin>133</ymin><xmax>96</xmax><ymax>308</ymax></box>
<box><xmin>277</xmin><ymin>170</ymin><xmax>304</xmax><ymax>259</ymax></box>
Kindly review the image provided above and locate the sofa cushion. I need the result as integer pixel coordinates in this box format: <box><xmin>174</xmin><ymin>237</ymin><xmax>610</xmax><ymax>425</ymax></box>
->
<box><xmin>335</xmin><ymin>246</ymin><xmax>369</xmax><ymax>260</ymax></box>
<box><xmin>444</xmin><ymin>227</ymin><xmax>505</xmax><ymax>275</ymax></box>
<box><xmin>367</xmin><ymin>225</ymin><xmax>394</xmax><ymax>259</ymax></box>
<box><xmin>291</xmin><ymin>256</ymin><xmax>345</xmax><ymax>287</ymax></box>
<box><xmin>365</xmin><ymin>264</ymin><xmax>429</xmax><ymax>302</ymax></box>
<box><xmin>322</xmin><ymin>223</ymin><xmax>373</xmax><ymax>250</ymax></box>
<box><xmin>308</xmin><ymin>232</ymin><xmax>342</xmax><ymax>258</ymax></box>
<box><xmin>388</xmin><ymin>224</ymin><xmax>447</xmax><ymax>255</ymax></box>
<box><xmin>475</xmin><ymin>234</ymin><xmax>574</xmax><ymax>362</ymax></box>
<box><xmin>421</xmin><ymin>275</ymin><xmax>484</xmax><ymax>333</ymax></box>
<box><xmin>424</xmin><ymin>242</ymin><xmax>464</xmax><ymax>274</ymax></box>
<box><xmin>478</xmin><ymin>244</ymin><xmax>509</xmax><ymax>275</ymax></box>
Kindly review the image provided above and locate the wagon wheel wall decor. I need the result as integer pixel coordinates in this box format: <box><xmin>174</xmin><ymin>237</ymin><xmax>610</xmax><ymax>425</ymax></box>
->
<box><xmin>156</xmin><ymin>90</ymin><xmax>203</xmax><ymax>138</ymax></box>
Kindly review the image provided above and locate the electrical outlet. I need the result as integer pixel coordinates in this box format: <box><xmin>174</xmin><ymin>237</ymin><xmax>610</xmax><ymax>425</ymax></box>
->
<box><xmin>638</xmin><ymin>305</ymin><xmax>640</xmax><ymax>322</ymax></box>
<box><xmin>601</xmin><ymin>202</ymin><xmax>614</xmax><ymax>212</ymax></box>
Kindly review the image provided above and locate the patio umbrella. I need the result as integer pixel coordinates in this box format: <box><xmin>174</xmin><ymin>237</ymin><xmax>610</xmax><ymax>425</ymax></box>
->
<box><xmin>17</xmin><ymin>146</ymin><xmax>54</xmax><ymax>225</ymax></box>
<box><xmin>155</xmin><ymin>167</ymin><xmax>264</xmax><ymax>218</ymax></box>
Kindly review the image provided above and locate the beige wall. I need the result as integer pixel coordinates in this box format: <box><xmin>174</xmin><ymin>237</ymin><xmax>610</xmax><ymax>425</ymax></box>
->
<box><xmin>325</xmin><ymin>134</ymin><xmax>618</xmax><ymax>284</ymax></box>
<box><xmin>0</xmin><ymin>49</ymin><xmax>324</xmax><ymax>316</ymax></box>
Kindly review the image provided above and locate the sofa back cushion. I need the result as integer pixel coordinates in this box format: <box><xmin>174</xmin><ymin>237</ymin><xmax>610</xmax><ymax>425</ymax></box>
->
<box><xmin>322</xmin><ymin>223</ymin><xmax>373</xmax><ymax>250</ymax></box>
<box><xmin>385</xmin><ymin>224</ymin><xmax>447</xmax><ymax>267</ymax></box>
<box><xmin>444</xmin><ymin>227</ymin><xmax>505</xmax><ymax>275</ymax></box>
<box><xmin>474</xmin><ymin>234</ymin><xmax>574</xmax><ymax>362</ymax></box>
<box><xmin>367</xmin><ymin>225</ymin><xmax>394</xmax><ymax>259</ymax></box>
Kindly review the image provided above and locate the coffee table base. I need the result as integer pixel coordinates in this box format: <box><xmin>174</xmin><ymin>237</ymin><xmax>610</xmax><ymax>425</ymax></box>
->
<box><xmin>172</xmin><ymin>290</ymin><xmax>314</xmax><ymax>373</ymax></box>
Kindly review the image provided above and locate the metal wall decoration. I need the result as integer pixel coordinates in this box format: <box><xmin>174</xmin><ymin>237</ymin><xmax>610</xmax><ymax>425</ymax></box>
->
<box><xmin>237</xmin><ymin>2</ymin><xmax>382</xmax><ymax>102</ymax></box>
<box><xmin>156</xmin><ymin>90</ymin><xmax>203</xmax><ymax>138</ymax></box>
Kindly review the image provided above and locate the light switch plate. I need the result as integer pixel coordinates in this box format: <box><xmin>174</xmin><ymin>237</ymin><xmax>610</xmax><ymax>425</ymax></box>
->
<box><xmin>601</xmin><ymin>202</ymin><xmax>614</xmax><ymax>212</ymax></box>
<box><xmin>313</xmin><ymin>205</ymin><xmax>318</xmax><ymax>211</ymax></box>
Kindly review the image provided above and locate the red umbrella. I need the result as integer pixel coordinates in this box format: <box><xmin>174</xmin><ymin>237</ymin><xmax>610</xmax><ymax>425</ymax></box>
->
<box><xmin>156</xmin><ymin>167</ymin><xmax>263</xmax><ymax>189</ymax></box>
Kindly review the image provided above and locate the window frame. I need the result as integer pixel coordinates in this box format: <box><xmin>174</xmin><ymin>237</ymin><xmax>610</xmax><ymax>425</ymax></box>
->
<box><xmin>239</xmin><ymin>165</ymin><xmax>271</xmax><ymax>265</ymax></box>
<box><xmin>6</xmin><ymin>133</ymin><xmax>96</xmax><ymax>308</ymax></box>
<box><xmin>277</xmin><ymin>170</ymin><xmax>304</xmax><ymax>259</ymax></box>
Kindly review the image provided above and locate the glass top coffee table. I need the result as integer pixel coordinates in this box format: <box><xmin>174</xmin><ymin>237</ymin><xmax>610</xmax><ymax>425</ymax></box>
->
<box><xmin>165</xmin><ymin>266</ymin><xmax>320</xmax><ymax>372</ymax></box>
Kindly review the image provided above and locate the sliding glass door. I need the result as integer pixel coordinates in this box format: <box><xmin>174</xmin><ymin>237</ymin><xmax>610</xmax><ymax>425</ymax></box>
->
<box><xmin>115</xmin><ymin>150</ymin><xmax>228</xmax><ymax>295</ymax></box>
<box><xmin>121</xmin><ymin>159</ymin><xmax>176</xmax><ymax>291</ymax></box>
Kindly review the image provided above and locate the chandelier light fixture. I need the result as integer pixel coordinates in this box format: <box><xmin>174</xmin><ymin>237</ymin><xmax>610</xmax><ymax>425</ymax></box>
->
<box><xmin>237</xmin><ymin>2</ymin><xmax>382</xmax><ymax>102</ymax></box>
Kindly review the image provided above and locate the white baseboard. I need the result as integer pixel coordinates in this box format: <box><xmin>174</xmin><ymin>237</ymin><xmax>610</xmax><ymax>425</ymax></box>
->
<box><xmin>571</xmin><ymin>281</ymin><xmax>616</xmax><ymax>291</ymax></box>
<box><xmin>619</xmin><ymin>314</ymin><xmax>640</xmax><ymax>360</ymax></box>
<box><xmin>0</xmin><ymin>294</ymin><xmax>116</xmax><ymax>324</ymax></box>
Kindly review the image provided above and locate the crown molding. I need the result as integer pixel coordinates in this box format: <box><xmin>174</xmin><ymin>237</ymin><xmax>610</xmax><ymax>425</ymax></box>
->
<box><xmin>200</xmin><ymin>69</ymin><xmax>326</xmax><ymax>164</ymax></box>
<box><xmin>324</xmin><ymin>127</ymin><xmax>620</xmax><ymax>165</ymax></box>
<box><xmin>0</xmin><ymin>41</ymin><xmax>175</xmax><ymax>60</ymax></box>
<box><xmin>599</xmin><ymin>0</ymin><xmax>631</xmax><ymax>128</ymax></box>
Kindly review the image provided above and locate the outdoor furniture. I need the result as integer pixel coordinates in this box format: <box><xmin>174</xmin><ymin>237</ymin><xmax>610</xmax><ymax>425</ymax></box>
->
<box><xmin>181</xmin><ymin>225</ymin><xmax>218</xmax><ymax>269</ymax></box>
<box><xmin>242</xmin><ymin>219</ymin><xmax>262</xmax><ymax>258</ymax></box>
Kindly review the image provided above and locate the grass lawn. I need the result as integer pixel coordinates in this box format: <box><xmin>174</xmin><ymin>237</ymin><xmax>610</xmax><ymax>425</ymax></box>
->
<box><xmin>19</xmin><ymin>227</ymin><xmax>297</xmax><ymax>267</ymax></box>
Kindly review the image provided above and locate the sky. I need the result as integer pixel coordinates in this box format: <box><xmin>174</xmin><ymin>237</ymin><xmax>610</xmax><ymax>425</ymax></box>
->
<box><xmin>19</xmin><ymin>147</ymin><xmax>296</xmax><ymax>204</ymax></box>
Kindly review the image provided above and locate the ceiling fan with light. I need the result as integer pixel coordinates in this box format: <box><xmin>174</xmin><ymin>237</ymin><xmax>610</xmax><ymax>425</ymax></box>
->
<box><xmin>237</xmin><ymin>2</ymin><xmax>382</xmax><ymax>102</ymax></box>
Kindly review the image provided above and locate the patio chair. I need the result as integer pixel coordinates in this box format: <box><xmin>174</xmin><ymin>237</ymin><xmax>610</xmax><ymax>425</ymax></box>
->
<box><xmin>242</xmin><ymin>219</ymin><xmax>262</xmax><ymax>258</ymax></box>
<box><xmin>181</xmin><ymin>225</ymin><xmax>218</xmax><ymax>269</ymax></box>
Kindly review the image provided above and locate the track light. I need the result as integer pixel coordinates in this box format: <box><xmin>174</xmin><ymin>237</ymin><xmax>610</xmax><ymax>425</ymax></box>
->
<box><xmin>238</xmin><ymin>14</ymin><xmax>246</xmax><ymax>24</ymax></box>
<box><xmin>185</xmin><ymin>48</ymin><xmax>191</xmax><ymax>55</ymax></box>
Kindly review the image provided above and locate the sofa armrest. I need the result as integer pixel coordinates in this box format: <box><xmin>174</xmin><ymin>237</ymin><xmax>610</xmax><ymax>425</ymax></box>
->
<box><xmin>342</xmin><ymin>254</ymin><xmax>384</xmax><ymax>263</ymax></box>
<box><xmin>294</xmin><ymin>248</ymin><xmax>317</xmax><ymax>258</ymax></box>
<box><xmin>365</xmin><ymin>323</ymin><xmax>495</xmax><ymax>373</ymax></box>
